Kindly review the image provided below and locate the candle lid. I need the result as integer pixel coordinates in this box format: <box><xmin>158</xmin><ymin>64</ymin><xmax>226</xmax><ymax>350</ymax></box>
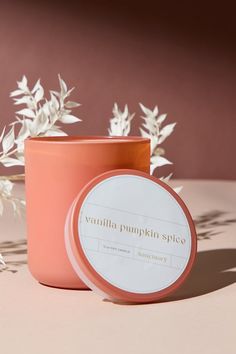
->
<box><xmin>65</xmin><ymin>169</ymin><xmax>197</xmax><ymax>303</ymax></box>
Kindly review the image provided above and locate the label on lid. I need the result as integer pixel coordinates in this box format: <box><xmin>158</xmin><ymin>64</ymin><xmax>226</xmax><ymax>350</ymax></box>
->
<box><xmin>78</xmin><ymin>174</ymin><xmax>192</xmax><ymax>294</ymax></box>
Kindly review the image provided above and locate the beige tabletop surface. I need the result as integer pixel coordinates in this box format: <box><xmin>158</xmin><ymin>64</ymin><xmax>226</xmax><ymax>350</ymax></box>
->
<box><xmin>0</xmin><ymin>180</ymin><xmax>235</xmax><ymax>354</ymax></box>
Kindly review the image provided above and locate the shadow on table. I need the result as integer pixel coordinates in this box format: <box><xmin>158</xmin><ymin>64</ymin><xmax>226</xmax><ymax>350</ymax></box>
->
<box><xmin>165</xmin><ymin>248</ymin><xmax>236</xmax><ymax>302</ymax></box>
<box><xmin>106</xmin><ymin>248</ymin><xmax>236</xmax><ymax>305</ymax></box>
<box><xmin>164</xmin><ymin>210</ymin><xmax>236</xmax><ymax>301</ymax></box>
<box><xmin>109</xmin><ymin>210</ymin><xmax>236</xmax><ymax>305</ymax></box>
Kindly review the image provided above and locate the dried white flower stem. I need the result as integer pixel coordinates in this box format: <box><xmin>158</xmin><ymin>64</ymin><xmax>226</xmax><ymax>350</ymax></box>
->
<box><xmin>108</xmin><ymin>102</ymin><xmax>182</xmax><ymax>192</ymax></box>
<box><xmin>0</xmin><ymin>75</ymin><xmax>81</xmax><ymax>217</ymax></box>
<box><xmin>108</xmin><ymin>103</ymin><xmax>134</xmax><ymax>136</ymax></box>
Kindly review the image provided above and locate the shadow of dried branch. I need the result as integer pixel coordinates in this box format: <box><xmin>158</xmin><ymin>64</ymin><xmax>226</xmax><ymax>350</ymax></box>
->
<box><xmin>194</xmin><ymin>210</ymin><xmax>236</xmax><ymax>240</ymax></box>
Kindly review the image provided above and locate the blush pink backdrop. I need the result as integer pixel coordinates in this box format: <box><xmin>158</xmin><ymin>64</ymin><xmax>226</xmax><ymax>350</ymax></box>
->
<box><xmin>0</xmin><ymin>0</ymin><xmax>235</xmax><ymax>179</ymax></box>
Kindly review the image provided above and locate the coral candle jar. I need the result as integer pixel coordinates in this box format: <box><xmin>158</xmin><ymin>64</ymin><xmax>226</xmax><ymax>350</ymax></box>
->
<box><xmin>25</xmin><ymin>136</ymin><xmax>150</xmax><ymax>289</ymax></box>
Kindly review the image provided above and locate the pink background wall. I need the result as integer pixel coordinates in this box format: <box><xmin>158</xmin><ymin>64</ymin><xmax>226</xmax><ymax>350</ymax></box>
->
<box><xmin>0</xmin><ymin>1</ymin><xmax>235</xmax><ymax>179</ymax></box>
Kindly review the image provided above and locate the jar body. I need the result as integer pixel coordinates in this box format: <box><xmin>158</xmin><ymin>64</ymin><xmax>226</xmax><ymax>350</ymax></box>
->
<box><xmin>25</xmin><ymin>136</ymin><xmax>150</xmax><ymax>288</ymax></box>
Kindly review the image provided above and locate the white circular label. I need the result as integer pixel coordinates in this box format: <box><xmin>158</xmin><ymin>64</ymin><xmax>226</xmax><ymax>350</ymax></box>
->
<box><xmin>78</xmin><ymin>175</ymin><xmax>192</xmax><ymax>294</ymax></box>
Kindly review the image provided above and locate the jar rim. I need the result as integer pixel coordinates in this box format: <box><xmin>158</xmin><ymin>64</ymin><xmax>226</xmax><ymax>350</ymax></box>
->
<box><xmin>26</xmin><ymin>136</ymin><xmax>150</xmax><ymax>145</ymax></box>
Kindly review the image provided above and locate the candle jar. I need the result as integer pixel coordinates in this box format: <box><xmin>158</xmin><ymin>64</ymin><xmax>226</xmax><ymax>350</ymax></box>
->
<box><xmin>25</xmin><ymin>136</ymin><xmax>150</xmax><ymax>289</ymax></box>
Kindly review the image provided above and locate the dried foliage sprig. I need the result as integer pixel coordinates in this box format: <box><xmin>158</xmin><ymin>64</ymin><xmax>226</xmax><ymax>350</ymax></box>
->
<box><xmin>108</xmin><ymin>102</ymin><xmax>181</xmax><ymax>192</ymax></box>
<box><xmin>139</xmin><ymin>103</ymin><xmax>176</xmax><ymax>175</ymax></box>
<box><xmin>1</xmin><ymin>75</ymin><xmax>80</xmax><ymax>168</ymax></box>
<box><xmin>0</xmin><ymin>179</ymin><xmax>25</xmax><ymax>217</ymax></box>
<box><xmin>0</xmin><ymin>75</ymin><xmax>81</xmax><ymax>216</ymax></box>
<box><xmin>108</xmin><ymin>103</ymin><xmax>135</xmax><ymax>136</ymax></box>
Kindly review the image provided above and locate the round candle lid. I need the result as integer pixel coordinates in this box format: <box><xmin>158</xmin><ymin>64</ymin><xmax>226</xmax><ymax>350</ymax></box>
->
<box><xmin>65</xmin><ymin>169</ymin><xmax>197</xmax><ymax>303</ymax></box>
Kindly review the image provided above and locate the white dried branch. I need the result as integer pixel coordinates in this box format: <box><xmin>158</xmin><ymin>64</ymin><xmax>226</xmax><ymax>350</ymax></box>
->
<box><xmin>0</xmin><ymin>75</ymin><xmax>82</xmax><ymax>218</ymax></box>
<box><xmin>108</xmin><ymin>102</ymin><xmax>181</xmax><ymax>193</ymax></box>
<box><xmin>108</xmin><ymin>103</ymin><xmax>134</xmax><ymax>136</ymax></box>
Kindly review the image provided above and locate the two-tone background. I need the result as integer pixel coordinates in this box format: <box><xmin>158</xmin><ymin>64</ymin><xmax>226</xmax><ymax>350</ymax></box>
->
<box><xmin>0</xmin><ymin>0</ymin><xmax>235</xmax><ymax>179</ymax></box>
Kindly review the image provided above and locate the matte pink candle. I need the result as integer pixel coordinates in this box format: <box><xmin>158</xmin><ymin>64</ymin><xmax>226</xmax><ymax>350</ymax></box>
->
<box><xmin>25</xmin><ymin>136</ymin><xmax>150</xmax><ymax>289</ymax></box>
